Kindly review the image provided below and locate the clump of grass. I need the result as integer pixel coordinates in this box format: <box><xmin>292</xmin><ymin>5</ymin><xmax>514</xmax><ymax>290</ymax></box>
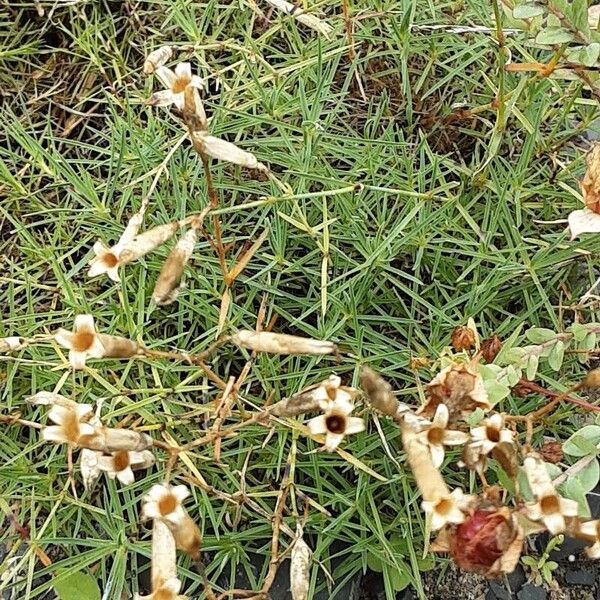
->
<box><xmin>2</xmin><ymin>1</ymin><xmax>600</xmax><ymax>599</ymax></box>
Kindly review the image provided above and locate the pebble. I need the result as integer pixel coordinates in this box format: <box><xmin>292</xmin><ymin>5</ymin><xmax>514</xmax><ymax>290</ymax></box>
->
<box><xmin>517</xmin><ymin>583</ymin><xmax>547</xmax><ymax>600</ymax></box>
<box><xmin>565</xmin><ymin>568</ymin><xmax>595</xmax><ymax>586</ymax></box>
<box><xmin>488</xmin><ymin>581</ymin><xmax>512</xmax><ymax>600</ymax></box>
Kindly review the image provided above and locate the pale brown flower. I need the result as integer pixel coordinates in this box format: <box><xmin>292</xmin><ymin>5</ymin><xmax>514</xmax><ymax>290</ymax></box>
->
<box><xmin>97</xmin><ymin>450</ymin><xmax>155</xmax><ymax>485</ymax></box>
<box><xmin>149</xmin><ymin>63</ymin><xmax>204</xmax><ymax>110</ymax></box>
<box><xmin>422</xmin><ymin>488</ymin><xmax>474</xmax><ymax>531</ymax></box>
<box><xmin>306</xmin><ymin>395</ymin><xmax>365</xmax><ymax>452</ymax></box>
<box><xmin>470</xmin><ymin>413</ymin><xmax>513</xmax><ymax>455</ymax></box>
<box><xmin>418</xmin><ymin>404</ymin><xmax>469</xmax><ymax>468</ymax></box>
<box><xmin>42</xmin><ymin>403</ymin><xmax>96</xmax><ymax>446</ymax></box>
<box><xmin>579</xmin><ymin>520</ymin><xmax>600</xmax><ymax>558</ymax></box>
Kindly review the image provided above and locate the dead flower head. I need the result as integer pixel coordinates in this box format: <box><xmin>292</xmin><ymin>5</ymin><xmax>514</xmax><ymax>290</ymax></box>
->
<box><xmin>422</xmin><ymin>488</ymin><xmax>475</xmax><ymax>531</ymax></box>
<box><xmin>451</xmin><ymin>326</ymin><xmax>476</xmax><ymax>352</ymax></box>
<box><xmin>42</xmin><ymin>403</ymin><xmax>95</xmax><ymax>446</ymax></box>
<box><xmin>0</xmin><ymin>336</ymin><xmax>25</xmax><ymax>353</ymax></box>
<box><xmin>149</xmin><ymin>62</ymin><xmax>204</xmax><ymax>110</ymax></box>
<box><xmin>419</xmin><ymin>404</ymin><xmax>469</xmax><ymax>468</ymax></box>
<box><xmin>97</xmin><ymin>450</ymin><xmax>155</xmax><ymax>485</ymax></box>
<box><xmin>523</xmin><ymin>455</ymin><xmax>578</xmax><ymax>534</ymax></box>
<box><xmin>470</xmin><ymin>413</ymin><xmax>513</xmax><ymax>455</ymax></box>
<box><xmin>306</xmin><ymin>395</ymin><xmax>365</xmax><ymax>452</ymax></box>
<box><xmin>421</xmin><ymin>362</ymin><xmax>490</xmax><ymax>421</ymax></box>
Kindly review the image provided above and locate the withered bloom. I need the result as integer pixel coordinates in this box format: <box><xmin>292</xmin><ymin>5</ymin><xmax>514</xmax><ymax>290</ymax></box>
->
<box><xmin>152</xmin><ymin>227</ymin><xmax>197</xmax><ymax>306</ymax></box>
<box><xmin>421</xmin><ymin>362</ymin><xmax>490</xmax><ymax>421</ymax></box>
<box><xmin>451</xmin><ymin>326</ymin><xmax>476</xmax><ymax>352</ymax></box>
<box><xmin>149</xmin><ymin>62</ymin><xmax>204</xmax><ymax>110</ymax></box>
<box><xmin>422</xmin><ymin>488</ymin><xmax>475</xmax><ymax>530</ymax></box>
<box><xmin>470</xmin><ymin>413</ymin><xmax>513</xmax><ymax>455</ymax></box>
<box><xmin>231</xmin><ymin>330</ymin><xmax>336</xmax><ymax>355</ymax></box>
<box><xmin>97</xmin><ymin>450</ymin><xmax>155</xmax><ymax>485</ymax></box>
<box><xmin>418</xmin><ymin>404</ymin><xmax>469</xmax><ymax>468</ymax></box>
<box><xmin>0</xmin><ymin>336</ymin><xmax>25</xmax><ymax>353</ymax></box>
<box><xmin>54</xmin><ymin>315</ymin><xmax>140</xmax><ymax>370</ymax></box>
<box><xmin>480</xmin><ymin>335</ymin><xmax>502</xmax><ymax>363</ymax></box>
<box><xmin>42</xmin><ymin>404</ymin><xmax>95</xmax><ymax>446</ymax></box>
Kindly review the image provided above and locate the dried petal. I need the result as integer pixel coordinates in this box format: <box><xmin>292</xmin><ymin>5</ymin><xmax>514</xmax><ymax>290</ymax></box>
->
<box><xmin>568</xmin><ymin>208</ymin><xmax>600</xmax><ymax>239</ymax></box>
<box><xmin>97</xmin><ymin>334</ymin><xmax>141</xmax><ymax>358</ymax></box>
<box><xmin>360</xmin><ymin>366</ymin><xmax>407</xmax><ymax>417</ymax></box>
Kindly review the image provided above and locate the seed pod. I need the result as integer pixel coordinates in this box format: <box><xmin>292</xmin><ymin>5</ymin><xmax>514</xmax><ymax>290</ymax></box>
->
<box><xmin>144</xmin><ymin>45</ymin><xmax>174</xmax><ymax>74</ymax></box>
<box><xmin>79</xmin><ymin>426</ymin><xmax>153</xmax><ymax>453</ymax></box>
<box><xmin>582</xmin><ymin>144</ymin><xmax>600</xmax><ymax>214</ymax></box>
<box><xmin>0</xmin><ymin>337</ymin><xmax>25</xmax><ymax>353</ymax></box>
<box><xmin>480</xmin><ymin>335</ymin><xmax>502</xmax><ymax>363</ymax></box>
<box><xmin>118</xmin><ymin>221</ymin><xmax>182</xmax><ymax>264</ymax></box>
<box><xmin>290</xmin><ymin>525</ymin><xmax>311</xmax><ymax>600</ymax></box>
<box><xmin>582</xmin><ymin>368</ymin><xmax>600</xmax><ymax>389</ymax></box>
<box><xmin>451</xmin><ymin>326</ymin><xmax>476</xmax><ymax>352</ymax></box>
<box><xmin>152</xmin><ymin>228</ymin><xmax>197</xmax><ymax>305</ymax></box>
<box><xmin>191</xmin><ymin>132</ymin><xmax>267</xmax><ymax>171</ymax></box>
<box><xmin>265</xmin><ymin>0</ymin><xmax>333</xmax><ymax>38</ymax></box>
<box><xmin>170</xmin><ymin>514</ymin><xmax>202</xmax><ymax>559</ymax></box>
<box><xmin>97</xmin><ymin>334</ymin><xmax>141</xmax><ymax>358</ymax></box>
<box><xmin>360</xmin><ymin>366</ymin><xmax>400</xmax><ymax>417</ymax></box>
<box><xmin>231</xmin><ymin>330</ymin><xmax>336</xmax><ymax>355</ymax></box>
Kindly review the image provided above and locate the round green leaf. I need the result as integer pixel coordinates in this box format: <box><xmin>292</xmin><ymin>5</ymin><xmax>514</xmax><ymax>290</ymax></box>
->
<box><xmin>525</xmin><ymin>328</ymin><xmax>557</xmax><ymax>344</ymax></box>
<box><xmin>547</xmin><ymin>340</ymin><xmax>565</xmax><ymax>371</ymax></box>
<box><xmin>563</xmin><ymin>426</ymin><xmax>600</xmax><ymax>457</ymax></box>
<box><xmin>513</xmin><ymin>2</ymin><xmax>546</xmax><ymax>19</ymax></box>
<box><xmin>390</xmin><ymin>567</ymin><xmax>411</xmax><ymax>592</ymax></box>
<box><xmin>53</xmin><ymin>571</ymin><xmax>101</xmax><ymax>600</ymax></box>
<box><xmin>571</xmin><ymin>459</ymin><xmax>600</xmax><ymax>493</ymax></box>
<box><xmin>535</xmin><ymin>28</ymin><xmax>576</xmax><ymax>45</ymax></box>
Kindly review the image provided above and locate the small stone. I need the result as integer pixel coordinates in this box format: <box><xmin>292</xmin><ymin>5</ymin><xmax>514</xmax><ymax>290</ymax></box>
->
<box><xmin>489</xmin><ymin>580</ymin><xmax>512</xmax><ymax>600</ymax></box>
<box><xmin>517</xmin><ymin>583</ymin><xmax>546</xmax><ymax>600</ymax></box>
<box><xmin>565</xmin><ymin>569</ymin><xmax>595</xmax><ymax>586</ymax></box>
<box><xmin>506</xmin><ymin>564</ymin><xmax>526</xmax><ymax>592</ymax></box>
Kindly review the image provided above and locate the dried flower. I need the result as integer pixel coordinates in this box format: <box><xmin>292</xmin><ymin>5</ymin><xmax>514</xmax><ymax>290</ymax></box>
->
<box><xmin>418</xmin><ymin>404</ymin><xmax>469</xmax><ymax>468</ymax></box>
<box><xmin>265</xmin><ymin>0</ymin><xmax>334</xmax><ymax>38</ymax></box>
<box><xmin>88</xmin><ymin>210</ymin><xmax>145</xmax><ymax>281</ymax></box>
<box><xmin>144</xmin><ymin>46</ymin><xmax>174</xmax><ymax>75</ymax></box>
<box><xmin>422</xmin><ymin>488</ymin><xmax>474</xmax><ymax>531</ymax></box>
<box><xmin>230</xmin><ymin>330</ymin><xmax>336</xmax><ymax>355</ymax></box>
<box><xmin>190</xmin><ymin>131</ymin><xmax>267</xmax><ymax>171</ymax></box>
<box><xmin>42</xmin><ymin>403</ymin><xmax>96</xmax><ymax>446</ymax></box>
<box><xmin>523</xmin><ymin>455</ymin><xmax>579</xmax><ymax>534</ymax></box>
<box><xmin>290</xmin><ymin>525</ymin><xmax>311</xmax><ymax>600</ymax></box>
<box><xmin>421</xmin><ymin>362</ymin><xmax>490</xmax><ymax>421</ymax></box>
<box><xmin>152</xmin><ymin>228</ymin><xmax>197</xmax><ymax>306</ymax></box>
<box><xmin>0</xmin><ymin>336</ymin><xmax>25</xmax><ymax>353</ymax></box>
<box><xmin>568</xmin><ymin>144</ymin><xmax>600</xmax><ymax>239</ymax></box>
<box><xmin>142</xmin><ymin>484</ymin><xmax>201</xmax><ymax>557</ymax></box>
<box><xmin>470</xmin><ymin>413</ymin><xmax>513</xmax><ymax>455</ymax></box>
<box><xmin>54</xmin><ymin>315</ymin><xmax>140</xmax><ymax>370</ymax></box>
<box><xmin>540</xmin><ymin>440</ymin><xmax>564</xmax><ymax>465</ymax></box>
<box><xmin>149</xmin><ymin>62</ymin><xmax>204</xmax><ymax>110</ymax></box>
<box><xmin>306</xmin><ymin>395</ymin><xmax>365</xmax><ymax>452</ymax></box>
<box><xmin>579</xmin><ymin>520</ymin><xmax>600</xmax><ymax>558</ymax></box>
<box><xmin>480</xmin><ymin>335</ymin><xmax>502</xmax><ymax>363</ymax></box>
<box><xmin>451</xmin><ymin>326</ymin><xmax>476</xmax><ymax>352</ymax></box>
<box><xmin>97</xmin><ymin>450</ymin><xmax>155</xmax><ymax>485</ymax></box>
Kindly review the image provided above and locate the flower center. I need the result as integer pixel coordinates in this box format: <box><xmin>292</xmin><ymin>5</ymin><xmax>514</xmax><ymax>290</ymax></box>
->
<box><xmin>158</xmin><ymin>493</ymin><xmax>178</xmax><ymax>516</ymax></box>
<box><xmin>540</xmin><ymin>495</ymin><xmax>560</xmax><ymax>515</ymax></box>
<box><xmin>113</xmin><ymin>451</ymin><xmax>130</xmax><ymax>472</ymax></box>
<box><xmin>102</xmin><ymin>252</ymin><xmax>119</xmax><ymax>268</ymax></box>
<box><xmin>73</xmin><ymin>331</ymin><xmax>95</xmax><ymax>352</ymax></box>
<box><xmin>154</xmin><ymin>590</ymin><xmax>175</xmax><ymax>600</ymax></box>
<box><xmin>485</xmin><ymin>426</ymin><xmax>500</xmax><ymax>443</ymax></box>
<box><xmin>172</xmin><ymin>76</ymin><xmax>191</xmax><ymax>94</ymax></box>
<box><xmin>427</xmin><ymin>427</ymin><xmax>444</xmax><ymax>445</ymax></box>
<box><xmin>436</xmin><ymin>498</ymin><xmax>453</xmax><ymax>516</ymax></box>
<box><xmin>63</xmin><ymin>411</ymin><xmax>81</xmax><ymax>443</ymax></box>
<box><xmin>325</xmin><ymin>414</ymin><xmax>346</xmax><ymax>435</ymax></box>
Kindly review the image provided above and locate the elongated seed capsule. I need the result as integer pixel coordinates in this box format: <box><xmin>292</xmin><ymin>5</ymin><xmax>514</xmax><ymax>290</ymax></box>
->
<box><xmin>144</xmin><ymin>46</ymin><xmax>173</xmax><ymax>74</ymax></box>
<box><xmin>0</xmin><ymin>337</ymin><xmax>25</xmax><ymax>353</ymax></box>
<box><xmin>151</xmin><ymin>520</ymin><xmax>178</xmax><ymax>590</ymax></box>
<box><xmin>97</xmin><ymin>334</ymin><xmax>141</xmax><ymax>358</ymax></box>
<box><xmin>190</xmin><ymin>131</ymin><xmax>267</xmax><ymax>171</ymax></box>
<box><xmin>118</xmin><ymin>221</ymin><xmax>182</xmax><ymax>264</ymax></box>
<box><xmin>230</xmin><ymin>330</ymin><xmax>336</xmax><ymax>355</ymax></box>
<box><xmin>79</xmin><ymin>427</ymin><xmax>153</xmax><ymax>453</ymax></box>
<box><xmin>265</xmin><ymin>0</ymin><xmax>333</xmax><ymax>38</ymax></box>
<box><xmin>152</xmin><ymin>228</ymin><xmax>197</xmax><ymax>305</ymax></box>
<box><xmin>290</xmin><ymin>525</ymin><xmax>311</xmax><ymax>600</ymax></box>
<box><xmin>25</xmin><ymin>392</ymin><xmax>78</xmax><ymax>409</ymax></box>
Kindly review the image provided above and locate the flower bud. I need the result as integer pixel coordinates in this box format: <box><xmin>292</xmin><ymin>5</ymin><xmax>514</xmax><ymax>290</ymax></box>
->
<box><xmin>144</xmin><ymin>46</ymin><xmax>173</xmax><ymax>74</ymax></box>
<box><xmin>171</xmin><ymin>513</ymin><xmax>202</xmax><ymax>559</ymax></box>
<box><xmin>0</xmin><ymin>337</ymin><xmax>25</xmax><ymax>353</ymax></box>
<box><xmin>451</xmin><ymin>326</ymin><xmax>476</xmax><ymax>352</ymax></box>
<box><xmin>118</xmin><ymin>222</ymin><xmax>182</xmax><ymax>264</ymax></box>
<box><xmin>582</xmin><ymin>368</ymin><xmax>600</xmax><ymax>389</ymax></box>
<box><xmin>97</xmin><ymin>334</ymin><xmax>141</xmax><ymax>358</ymax></box>
<box><xmin>79</xmin><ymin>427</ymin><xmax>153</xmax><ymax>453</ymax></box>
